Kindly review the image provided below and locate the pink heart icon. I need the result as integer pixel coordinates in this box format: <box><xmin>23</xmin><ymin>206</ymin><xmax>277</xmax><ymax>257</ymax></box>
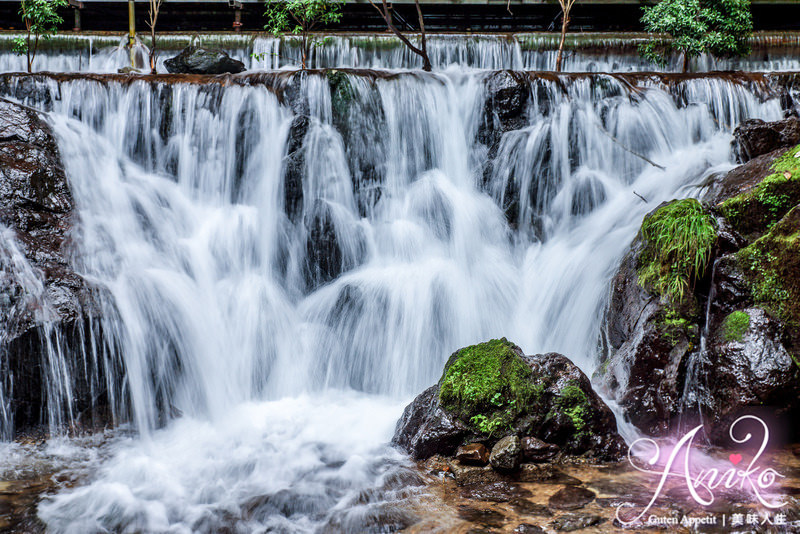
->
<box><xmin>729</xmin><ymin>453</ymin><xmax>742</xmax><ymax>465</ymax></box>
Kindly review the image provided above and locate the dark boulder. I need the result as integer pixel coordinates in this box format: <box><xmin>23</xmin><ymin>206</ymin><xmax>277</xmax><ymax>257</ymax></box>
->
<box><xmin>392</xmin><ymin>339</ymin><xmax>626</xmax><ymax>461</ymax></box>
<box><xmin>603</xmin><ymin>144</ymin><xmax>800</xmax><ymax>444</ymax></box>
<box><xmin>733</xmin><ymin>117</ymin><xmax>800</xmax><ymax>163</ymax></box>
<box><xmin>598</xmin><ymin>201</ymin><xmax>709</xmax><ymax>436</ymax></box>
<box><xmin>521</xmin><ymin>437</ymin><xmax>559</xmax><ymax>463</ymax></box>
<box><xmin>0</xmin><ymin>98</ymin><xmax>106</xmax><ymax>435</ymax></box>
<box><xmin>456</xmin><ymin>443</ymin><xmax>490</xmax><ymax>466</ymax></box>
<box><xmin>489</xmin><ymin>435</ymin><xmax>521</xmax><ymax>471</ymax></box>
<box><xmin>391</xmin><ymin>385</ymin><xmax>470</xmax><ymax>461</ymax></box>
<box><xmin>698</xmin><ymin>308</ymin><xmax>800</xmax><ymax>444</ymax></box>
<box><xmin>164</xmin><ymin>46</ymin><xmax>245</xmax><ymax>75</ymax></box>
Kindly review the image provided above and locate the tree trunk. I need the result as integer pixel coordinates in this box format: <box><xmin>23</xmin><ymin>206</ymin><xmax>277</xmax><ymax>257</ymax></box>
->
<box><xmin>150</xmin><ymin>28</ymin><xmax>157</xmax><ymax>74</ymax></box>
<box><xmin>682</xmin><ymin>52</ymin><xmax>690</xmax><ymax>73</ymax></box>
<box><xmin>414</xmin><ymin>0</ymin><xmax>432</xmax><ymax>72</ymax></box>
<box><xmin>555</xmin><ymin>9</ymin><xmax>569</xmax><ymax>72</ymax></box>
<box><xmin>301</xmin><ymin>32</ymin><xmax>308</xmax><ymax>70</ymax></box>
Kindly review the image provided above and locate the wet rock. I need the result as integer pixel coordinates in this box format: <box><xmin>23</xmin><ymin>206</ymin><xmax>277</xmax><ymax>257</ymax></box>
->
<box><xmin>598</xmin><ymin>201</ymin><xmax>708</xmax><ymax>436</ymax></box>
<box><xmin>489</xmin><ymin>435</ymin><xmax>521</xmax><ymax>471</ymax></box>
<box><xmin>514</xmin><ymin>524</ymin><xmax>545</xmax><ymax>533</ymax></box>
<box><xmin>547</xmin><ymin>485</ymin><xmax>596</xmax><ymax>510</ymax></box>
<box><xmin>509</xmin><ymin>499</ymin><xmax>553</xmax><ymax>516</ymax></box>
<box><xmin>459</xmin><ymin>481</ymin><xmax>531</xmax><ymax>502</ymax></box>
<box><xmin>733</xmin><ymin>117</ymin><xmax>800</xmax><ymax>162</ymax></box>
<box><xmin>391</xmin><ymin>385</ymin><xmax>469</xmax><ymax>460</ymax></box>
<box><xmin>164</xmin><ymin>46</ymin><xmax>245</xmax><ymax>75</ymax></box>
<box><xmin>484</xmin><ymin>70</ymin><xmax>529</xmax><ymax>123</ymax></box>
<box><xmin>699</xmin><ymin>307</ymin><xmax>800</xmax><ymax>443</ymax></box>
<box><xmin>714</xmin><ymin>144</ymin><xmax>800</xmax><ymax>238</ymax></box>
<box><xmin>393</xmin><ymin>339</ymin><xmax>625</xmax><ymax>461</ymax></box>
<box><xmin>283</xmin><ymin>114</ymin><xmax>309</xmax><ymax>224</ymax></box>
<box><xmin>549</xmin><ymin>513</ymin><xmax>604</xmax><ymax>532</ymax></box>
<box><xmin>518</xmin><ymin>464</ymin><xmax>581</xmax><ymax>485</ymax></box>
<box><xmin>456</xmin><ymin>443</ymin><xmax>490</xmax><ymax>466</ymax></box>
<box><xmin>457</xmin><ymin>505</ymin><xmax>506</xmax><ymax>529</ymax></box>
<box><xmin>0</xmin><ymin>98</ymin><xmax>104</xmax><ymax>435</ymax></box>
<box><xmin>521</xmin><ymin>437</ymin><xmax>559</xmax><ymax>463</ymax></box>
<box><xmin>448</xmin><ymin>462</ymin><xmax>503</xmax><ymax>487</ymax></box>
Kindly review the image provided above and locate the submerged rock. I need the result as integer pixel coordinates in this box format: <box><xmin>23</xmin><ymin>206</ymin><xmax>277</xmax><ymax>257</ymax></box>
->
<box><xmin>392</xmin><ymin>338</ymin><xmax>625</xmax><ymax>461</ymax></box>
<box><xmin>547</xmin><ymin>485</ymin><xmax>596</xmax><ymax>511</ymax></box>
<box><xmin>164</xmin><ymin>46</ymin><xmax>245</xmax><ymax>75</ymax></box>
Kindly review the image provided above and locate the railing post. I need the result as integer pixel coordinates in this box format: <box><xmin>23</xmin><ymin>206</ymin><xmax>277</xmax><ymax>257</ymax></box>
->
<box><xmin>128</xmin><ymin>0</ymin><xmax>136</xmax><ymax>68</ymax></box>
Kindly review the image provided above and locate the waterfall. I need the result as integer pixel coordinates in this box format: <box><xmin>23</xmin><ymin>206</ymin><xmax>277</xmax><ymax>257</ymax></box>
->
<box><xmin>0</xmin><ymin>69</ymin><xmax>785</xmax><ymax>531</ymax></box>
<box><xmin>1</xmin><ymin>33</ymin><xmax>800</xmax><ymax>73</ymax></box>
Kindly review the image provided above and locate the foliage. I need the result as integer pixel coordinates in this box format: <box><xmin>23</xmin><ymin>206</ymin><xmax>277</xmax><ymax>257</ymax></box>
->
<box><xmin>639</xmin><ymin>0</ymin><xmax>753</xmax><ymax>71</ymax></box>
<box><xmin>638</xmin><ymin>199</ymin><xmax>718</xmax><ymax>304</ymax></box>
<box><xmin>263</xmin><ymin>0</ymin><xmax>344</xmax><ymax>68</ymax></box>
<box><xmin>722</xmin><ymin>310</ymin><xmax>750</xmax><ymax>342</ymax></box>
<box><xmin>658</xmin><ymin>307</ymin><xmax>698</xmax><ymax>346</ymax></box>
<box><xmin>719</xmin><ymin>144</ymin><xmax>800</xmax><ymax>237</ymax></box>
<box><xmin>554</xmin><ymin>381</ymin><xmax>589</xmax><ymax>434</ymax></box>
<box><xmin>736</xmin><ymin>205</ymin><xmax>800</xmax><ymax>328</ymax></box>
<box><xmin>13</xmin><ymin>0</ymin><xmax>67</xmax><ymax>73</ymax></box>
<box><xmin>439</xmin><ymin>338</ymin><xmax>542</xmax><ymax>436</ymax></box>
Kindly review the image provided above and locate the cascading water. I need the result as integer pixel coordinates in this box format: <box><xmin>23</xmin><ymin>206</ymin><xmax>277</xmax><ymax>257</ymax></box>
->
<box><xmin>1</xmin><ymin>33</ymin><xmax>800</xmax><ymax>73</ymax></box>
<box><xmin>0</xmin><ymin>67</ymin><xmax>786</xmax><ymax>531</ymax></box>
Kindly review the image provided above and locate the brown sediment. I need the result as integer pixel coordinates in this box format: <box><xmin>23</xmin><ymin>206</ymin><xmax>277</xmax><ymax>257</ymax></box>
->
<box><xmin>402</xmin><ymin>446</ymin><xmax>800</xmax><ymax>533</ymax></box>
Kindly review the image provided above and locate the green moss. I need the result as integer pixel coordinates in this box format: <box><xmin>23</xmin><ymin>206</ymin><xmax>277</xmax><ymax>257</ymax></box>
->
<box><xmin>721</xmin><ymin>310</ymin><xmax>751</xmax><ymax>342</ymax></box>
<box><xmin>736</xmin><ymin>205</ymin><xmax>800</xmax><ymax>328</ymax></box>
<box><xmin>554</xmin><ymin>381</ymin><xmax>590</xmax><ymax>435</ymax></box>
<box><xmin>638</xmin><ymin>199</ymin><xmax>718</xmax><ymax>304</ymax></box>
<box><xmin>719</xmin><ymin>144</ymin><xmax>800</xmax><ymax>237</ymax></box>
<box><xmin>439</xmin><ymin>338</ymin><xmax>542</xmax><ymax>436</ymax></box>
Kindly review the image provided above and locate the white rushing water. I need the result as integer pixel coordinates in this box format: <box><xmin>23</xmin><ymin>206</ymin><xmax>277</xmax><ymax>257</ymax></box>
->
<box><xmin>1</xmin><ymin>32</ymin><xmax>800</xmax><ymax>73</ymax></box>
<box><xmin>0</xmin><ymin>69</ymin><xmax>784</xmax><ymax>531</ymax></box>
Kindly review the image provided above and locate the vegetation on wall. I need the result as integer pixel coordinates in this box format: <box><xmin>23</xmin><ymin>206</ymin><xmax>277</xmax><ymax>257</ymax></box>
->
<box><xmin>263</xmin><ymin>0</ymin><xmax>344</xmax><ymax>69</ymax></box>
<box><xmin>13</xmin><ymin>0</ymin><xmax>67</xmax><ymax>73</ymax></box>
<box><xmin>639</xmin><ymin>0</ymin><xmax>753</xmax><ymax>72</ymax></box>
<box><xmin>637</xmin><ymin>199</ymin><xmax>717</xmax><ymax>304</ymax></box>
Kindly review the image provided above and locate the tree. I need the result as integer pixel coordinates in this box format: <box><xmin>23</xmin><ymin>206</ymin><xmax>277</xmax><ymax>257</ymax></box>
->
<box><xmin>148</xmin><ymin>0</ymin><xmax>165</xmax><ymax>74</ymax></box>
<box><xmin>263</xmin><ymin>0</ymin><xmax>344</xmax><ymax>70</ymax></box>
<box><xmin>555</xmin><ymin>0</ymin><xmax>577</xmax><ymax>72</ymax></box>
<box><xmin>13</xmin><ymin>0</ymin><xmax>67</xmax><ymax>73</ymax></box>
<box><xmin>367</xmin><ymin>0</ymin><xmax>432</xmax><ymax>72</ymax></box>
<box><xmin>640</xmin><ymin>0</ymin><xmax>753</xmax><ymax>73</ymax></box>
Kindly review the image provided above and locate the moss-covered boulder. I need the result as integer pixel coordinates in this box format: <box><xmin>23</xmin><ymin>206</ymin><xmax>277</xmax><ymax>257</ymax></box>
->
<box><xmin>392</xmin><ymin>339</ymin><xmax>625</xmax><ymax>461</ymax></box>
<box><xmin>599</xmin><ymin>199</ymin><xmax>716</xmax><ymax>436</ymax></box>
<box><xmin>603</xmin><ymin>132</ymin><xmax>800</xmax><ymax>443</ymax></box>
<box><xmin>717</xmin><ymin>143</ymin><xmax>800</xmax><ymax>239</ymax></box>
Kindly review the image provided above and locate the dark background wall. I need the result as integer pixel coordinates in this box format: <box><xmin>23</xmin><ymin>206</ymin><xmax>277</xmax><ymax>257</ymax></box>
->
<box><xmin>0</xmin><ymin>2</ymin><xmax>797</xmax><ymax>33</ymax></box>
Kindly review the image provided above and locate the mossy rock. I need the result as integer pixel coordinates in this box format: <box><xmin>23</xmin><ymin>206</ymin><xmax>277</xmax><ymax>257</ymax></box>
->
<box><xmin>719</xmin><ymin>144</ymin><xmax>800</xmax><ymax>239</ymax></box>
<box><xmin>721</xmin><ymin>310</ymin><xmax>751</xmax><ymax>342</ymax></box>
<box><xmin>439</xmin><ymin>338</ymin><xmax>543</xmax><ymax>436</ymax></box>
<box><xmin>736</xmin><ymin>204</ymin><xmax>800</xmax><ymax>335</ymax></box>
<box><xmin>394</xmin><ymin>340</ymin><xmax>625</xmax><ymax>460</ymax></box>
<box><xmin>637</xmin><ymin>198</ymin><xmax>717</xmax><ymax>306</ymax></box>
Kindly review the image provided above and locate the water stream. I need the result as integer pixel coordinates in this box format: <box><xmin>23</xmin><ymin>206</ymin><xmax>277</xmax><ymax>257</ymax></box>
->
<box><xmin>0</xmin><ymin>67</ymin><xmax>787</xmax><ymax>531</ymax></box>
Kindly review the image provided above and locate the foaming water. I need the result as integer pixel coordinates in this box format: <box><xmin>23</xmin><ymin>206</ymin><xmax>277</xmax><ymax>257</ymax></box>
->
<box><xmin>0</xmin><ymin>70</ymin><xmax>784</xmax><ymax>530</ymax></box>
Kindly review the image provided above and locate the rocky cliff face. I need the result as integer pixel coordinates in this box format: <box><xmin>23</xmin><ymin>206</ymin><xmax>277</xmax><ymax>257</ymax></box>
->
<box><xmin>0</xmin><ymin>98</ymin><xmax>109</xmax><ymax>437</ymax></box>
<box><xmin>599</xmin><ymin>122</ymin><xmax>800</xmax><ymax>445</ymax></box>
